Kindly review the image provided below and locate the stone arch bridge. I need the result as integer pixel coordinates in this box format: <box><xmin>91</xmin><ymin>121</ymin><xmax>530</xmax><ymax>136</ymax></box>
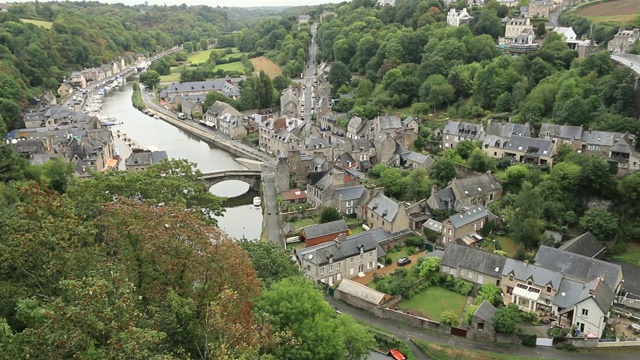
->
<box><xmin>199</xmin><ymin>169</ymin><xmax>262</xmax><ymax>191</ymax></box>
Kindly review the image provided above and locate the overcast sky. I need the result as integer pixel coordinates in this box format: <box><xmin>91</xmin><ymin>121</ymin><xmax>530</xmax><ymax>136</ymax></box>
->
<box><xmin>7</xmin><ymin>0</ymin><xmax>347</xmax><ymax>8</ymax></box>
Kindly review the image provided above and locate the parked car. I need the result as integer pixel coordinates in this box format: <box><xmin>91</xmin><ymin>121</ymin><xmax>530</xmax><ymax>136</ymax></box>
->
<box><xmin>397</xmin><ymin>257</ymin><xmax>411</xmax><ymax>266</ymax></box>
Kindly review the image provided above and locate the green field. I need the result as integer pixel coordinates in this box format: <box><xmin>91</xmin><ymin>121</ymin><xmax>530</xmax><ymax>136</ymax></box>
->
<box><xmin>187</xmin><ymin>49</ymin><xmax>214</xmax><ymax>65</ymax></box>
<box><xmin>159</xmin><ymin>72</ymin><xmax>181</xmax><ymax>83</ymax></box>
<box><xmin>213</xmin><ymin>61</ymin><xmax>247</xmax><ymax>72</ymax></box>
<box><xmin>21</xmin><ymin>19</ymin><xmax>53</xmax><ymax>29</ymax></box>
<box><xmin>397</xmin><ymin>287</ymin><xmax>468</xmax><ymax>322</ymax></box>
<box><xmin>586</xmin><ymin>14</ymin><xmax>637</xmax><ymax>23</ymax></box>
<box><xmin>611</xmin><ymin>242</ymin><xmax>640</xmax><ymax>266</ymax></box>
<box><xmin>496</xmin><ymin>236</ymin><xmax>519</xmax><ymax>257</ymax></box>
<box><xmin>386</xmin><ymin>247</ymin><xmax>411</xmax><ymax>263</ymax></box>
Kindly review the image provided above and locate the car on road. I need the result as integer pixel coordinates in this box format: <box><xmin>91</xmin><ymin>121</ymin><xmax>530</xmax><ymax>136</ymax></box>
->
<box><xmin>397</xmin><ymin>257</ymin><xmax>411</xmax><ymax>266</ymax></box>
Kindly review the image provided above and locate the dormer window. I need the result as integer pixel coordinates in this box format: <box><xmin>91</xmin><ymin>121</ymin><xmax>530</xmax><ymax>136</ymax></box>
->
<box><xmin>527</xmin><ymin>280</ymin><xmax>533</xmax><ymax>286</ymax></box>
<box><xmin>360</xmin><ymin>246</ymin><xmax>364</xmax><ymax>254</ymax></box>
<box><xmin>508</xmin><ymin>274</ymin><xmax>514</xmax><ymax>282</ymax></box>
<box><xmin>546</xmin><ymin>285</ymin><xmax>552</xmax><ymax>293</ymax></box>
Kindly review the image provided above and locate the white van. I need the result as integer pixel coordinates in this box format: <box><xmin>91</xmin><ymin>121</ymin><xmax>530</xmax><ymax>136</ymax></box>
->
<box><xmin>177</xmin><ymin>113</ymin><xmax>186</xmax><ymax>120</ymax></box>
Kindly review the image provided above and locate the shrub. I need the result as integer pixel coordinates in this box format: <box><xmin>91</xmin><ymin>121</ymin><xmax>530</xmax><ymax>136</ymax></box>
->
<box><xmin>405</xmin><ymin>235</ymin><xmax>424</xmax><ymax>249</ymax></box>
<box><xmin>407</xmin><ymin>247</ymin><xmax>416</xmax><ymax>256</ymax></box>
<box><xmin>385</xmin><ymin>256</ymin><xmax>393</xmax><ymax>266</ymax></box>
<box><xmin>549</xmin><ymin>327</ymin><xmax>569</xmax><ymax>339</ymax></box>
<box><xmin>522</xmin><ymin>334</ymin><xmax>537</xmax><ymax>347</ymax></box>
<box><xmin>440</xmin><ymin>310</ymin><xmax>460</xmax><ymax>327</ymax></box>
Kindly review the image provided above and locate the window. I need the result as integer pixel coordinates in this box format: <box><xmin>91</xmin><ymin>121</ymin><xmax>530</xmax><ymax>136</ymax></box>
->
<box><xmin>337</xmin><ymin>262</ymin><xmax>341</xmax><ymax>270</ymax></box>
<box><xmin>446</xmin><ymin>135</ymin><xmax>449</xmax><ymax>140</ymax></box>
<box><xmin>346</xmin><ymin>200</ymin><xmax>353</xmax><ymax>207</ymax></box>
<box><xmin>581</xmin><ymin>308</ymin><xmax>589</xmax><ymax>316</ymax></box>
<box><xmin>527</xmin><ymin>280</ymin><xmax>532</xmax><ymax>285</ymax></box>
<box><xmin>489</xmin><ymin>194</ymin><xmax>494</xmax><ymax>201</ymax></box>
<box><xmin>320</xmin><ymin>267</ymin><xmax>325</xmax><ymax>276</ymax></box>
<box><xmin>368</xmin><ymin>262</ymin><xmax>373</xmax><ymax>269</ymax></box>
<box><xmin>477</xmin><ymin>323</ymin><xmax>485</xmax><ymax>331</ymax></box>
<box><xmin>508</xmin><ymin>274</ymin><xmax>514</xmax><ymax>282</ymax></box>
<box><xmin>346</xmin><ymin>208</ymin><xmax>353</xmax><ymax>215</ymax></box>
<box><xmin>546</xmin><ymin>286</ymin><xmax>552</xmax><ymax>293</ymax></box>
<box><xmin>329</xmin><ymin>265</ymin><xmax>333</xmax><ymax>272</ymax></box>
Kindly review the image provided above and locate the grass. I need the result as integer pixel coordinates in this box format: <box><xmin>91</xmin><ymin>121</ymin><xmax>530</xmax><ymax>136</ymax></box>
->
<box><xmin>350</xmin><ymin>226</ymin><xmax>365</xmax><ymax>235</ymax></box>
<box><xmin>159</xmin><ymin>72</ymin><xmax>181</xmax><ymax>83</ymax></box>
<box><xmin>21</xmin><ymin>18</ymin><xmax>53</xmax><ymax>29</ymax></box>
<box><xmin>213</xmin><ymin>61</ymin><xmax>247</xmax><ymax>73</ymax></box>
<box><xmin>413</xmin><ymin>339</ymin><xmax>546</xmax><ymax>360</ymax></box>
<box><xmin>611</xmin><ymin>242</ymin><xmax>640</xmax><ymax>266</ymax></box>
<box><xmin>187</xmin><ymin>49</ymin><xmax>214</xmax><ymax>65</ymax></box>
<box><xmin>397</xmin><ymin>287</ymin><xmax>467</xmax><ymax>322</ymax></box>
<box><xmin>290</xmin><ymin>216</ymin><xmax>318</xmax><ymax>230</ymax></box>
<box><xmin>385</xmin><ymin>247</ymin><xmax>411</xmax><ymax>263</ymax></box>
<box><xmin>496</xmin><ymin>236</ymin><xmax>519</xmax><ymax>258</ymax></box>
<box><xmin>586</xmin><ymin>14</ymin><xmax>637</xmax><ymax>23</ymax></box>
<box><xmin>131</xmin><ymin>81</ymin><xmax>146</xmax><ymax>110</ymax></box>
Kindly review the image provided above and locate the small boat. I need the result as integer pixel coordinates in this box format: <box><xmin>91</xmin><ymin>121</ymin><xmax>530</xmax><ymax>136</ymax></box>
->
<box><xmin>389</xmin><ymin>349</ymin><xmax>406</xmax><ymax>360</ymax></box>
<box><xmin>253</xmin><ymin>197</ymin><xmax>262</xmax><ymax>207</ymax></box>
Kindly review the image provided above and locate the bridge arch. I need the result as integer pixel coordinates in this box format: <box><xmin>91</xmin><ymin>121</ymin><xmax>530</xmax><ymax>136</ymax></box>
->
<box><xmin>199</xmin><ymin>170</ymin><xmax>262</xmax><ymax>191</ymax></box>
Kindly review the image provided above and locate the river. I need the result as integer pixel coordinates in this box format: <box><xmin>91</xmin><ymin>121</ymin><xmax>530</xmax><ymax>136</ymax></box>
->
<box><xmin>102</xmin><ymin>83</ymin><xmax>263</xmax><ymax>240</ymax></box>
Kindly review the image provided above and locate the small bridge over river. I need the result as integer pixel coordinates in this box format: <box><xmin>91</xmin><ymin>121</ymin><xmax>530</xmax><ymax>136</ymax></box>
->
<box><xmin>199</xmin><ymin>169</ymin><xmax>262</xmax><ymax>191</ymax></box>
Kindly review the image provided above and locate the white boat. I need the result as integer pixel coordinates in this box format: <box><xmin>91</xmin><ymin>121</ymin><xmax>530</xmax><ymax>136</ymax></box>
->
<box><xmin>253</xmin><ymin>197</ymin><xmax>261</xmax><ymax>207</ymax></box>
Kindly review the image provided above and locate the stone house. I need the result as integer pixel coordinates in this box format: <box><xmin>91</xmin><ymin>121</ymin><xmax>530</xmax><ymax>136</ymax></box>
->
<box><xmin>501</xmin><ymin>259</ymin><xmax>563</xmax><ymax>317</ymax></box>
<box><xmin>441</xmin><ymin>243</ymin><xmax>507</xmax><ymax>286</ymax></box>
<box><xmin>558</xmin><ymin>277</ymin><xmax>615</xmax><ymax>338</ymax></box>
<box><xmin>468</xmin><ymin>301</ymin><xmax>498</xmax><ymax>341</ymax></box>
<box><xmin>161</xmin><ymin>76</ymin><xmax>243</xmax><ymax>100</ymax></box>
<box><xmin>373</xmin><ymin>133</ymin><xmax>399</xmax><ymax>165</ymax></box>
<box><xmin>344</xmin><ymin>138</ymin><xmax>376</xmax><ymax>171</ymax></box>
<box><xmin>181</xmin><ymin>99</ymin><xmax>203</xmax><ymax>118</ymax></box>
<box><xmin>538</xmin><ymin>123</ymin><xmax>583</xmax><ymax>147</ymax></box>
<box><xmin>279</xmin><ymin>188</ymin><xmax>307</xmax><ymax>206</ymax></box>
<box><xmin>69</xmin><ymin>72</ymin><xmax>87</xmax><ymax>88</ymax></box>
<box><xmin>504</xmin><ymin>18</ymin><xmax>533</xmax><ymax>39</ymax></box>
<box><xmin>280</xmin><ymin>87</ymin><xmax>298</xmax><ymax>117</ymax></box>
<box><xmin>347</xmin><ymin>116</ymin><xmax>365</xmax><ymax>139</ymax></box>
<box><xmin>297</xmin><ymin>14</ymin><xmax>310</xmax><ymax>24</ymax></box>
<box><xmin>363</xmin><ymin>190</ymin><xmax>411</xmax><ymax>233</ymax></box>
<box><xmin>307</xmin><ymin>169</ymin><xmax>348</xmax><ymax>208</ymax></box>
<box><xmin>205</xmin><ymin>101</ymin><xmax>242</xmax><ymax>125</ymax></box>
<box><xmin>528</xmin><ymin>0</ymin><xmax>554</xmax><ymax>18</ymax></box>
<box><xmin>441</xmin><ymin>120</ymin><xmax>485</xmax><ymax>149</ymax></box>
<box><xmin>607</xmin><ymin>28</ymin><xmax>640</xmax><ymax>53</ymax></box>
<box><xmin>447</xmin><ymin>8</ymin><xmax>473</xmax><ymax>27</ymax></box>
<box><xmin>428</xmin><ymin>173</ymin><xmax>503</xmax><ymax>212</ymax></box>
<box><xmin>219</xmin><ymin>113</ymin><xmax>247</xmax><ymax>140</ymax></box>
<box><xmin>440</xmin><ymin>206</ymin><xmax>490</xmax><ymax>246</ymax></box>
<box><xmin>400</xmin><ymin>151</ymin><xmax>434</xmax><ymax>171</ymax></box>
<box><xmin>295</xmin><ymin>232</ymin><xmax>380</xmax><ymax>286</ymax></box>
<box><xmin>484</xmin><ymin>135</ymin><xmax>555</xmax><ymax>167</ymax></box>
<box><xmin>405</xmin><ymin>199</ymin><xmax>432</xmax><ymax>231</ymax></box>
<box><xmin>299</xmin><ymin>219</ymin><xmax>350</xmax><ymax>247</ymax></box>
<box><xmin>335</xmin><ymin>185</ymin><xmax>369</xmax><ymax>217</ymax></box>
<box><xmin>125</xmin><ymin>150</ymin><xmax>168</xmax><ymax>172</ymax></box>
<box><xmin>334</xmin><ymin>279</ymin><xmax>391</xmax><ymax>313</ymax></box>
<box><xmin>372</xmin><ymin>114</ymin><xmax>403</xmax><ymax>136</ymax></box>
<box><xmin>57</xmin><ymin>83</ymin><xmax>73</xmax><ymax>96</ymax></box>
<box><xmin>553</xmin><ymin>26</ymin><xmax>577</xmax><ymax>41</ymax></box>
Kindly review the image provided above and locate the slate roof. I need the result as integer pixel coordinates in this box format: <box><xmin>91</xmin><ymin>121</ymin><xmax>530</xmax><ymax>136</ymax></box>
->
<box><xmin>576</xmin><ymin>278</ymin><xmax>615</xmax><ymax>314</ymax></box>
<box><xmin>534</xmin><ymin>246</ymin><xmax>622</xmax><ymax>290</ymax></box>
<box><xmin>441</xmin><ymin>243</ymin><xmax>507</xmax><ymax>277</ymax></box>
<box><xmin>451</xmin><ymin>173</ymin><xmax>502</xmax><ymax>199</ymax></box>
<box><xmin>297</xmin><ymin>231</ymin><xmax>379</xmax><ymax>266</ymax></box>
<box><xmin>429</xmin><ymin>187</ymin><xmax>456</xmax><ymax>210</ymax></box>
<box><xmin>206</xmin><ymin>101</ymin><xmax>241</xmax><ymax>117</ymax></box>
<box><xmin>553</xmin><ymin>278</ymin><xmax>585</xmax><ymax>309</ymax></box>
<box><xmin>336</xmin><ymin>279</ymin><xmax>388</xmax><ymax>305</ymax></box>
<box><xmin>405</xmin><ymin>151</ymin><xmax>431</xmax><ymax>165</ymax></box>
<box><xmin>281</xmin><ymin>87</ymin><xmax>297</xmax><ymax>105</ymax></box>
<box><xmin>539</xmin><ymin>123</ymin><xmax>583</xmax><ymax>141</ymax></box>
<box><xmin>447</xmin><ymin>206</ymin><xmax>489</xmax><ymax>229</ymax></box>
<box><xmin>335</xmin><ymin>185</ymin><xmax>366</xmax><ymax>202</ymax></box>
<box><xmin>442</xmin><ymin>120</ymin><xmax>484</xmax><ymax>140</ymax></box>
<box><xmin>503</xmin><ymin>258</ymin><xmax>563</xmax><ymax>290</ymax></box>
<box><xmin>347</xmin><ymin>116</ymin><xmax>363</xmax><ymax>131</ymax></box>
<box><xmin>423</xmin><ymin>219</ymin><xmax>443</xmax><ymax>233</ymax></box>
<box><xmin>300</xmin><ymin>219</ymin><xmax>349</xmax><ymax>240</ymax></box>
<box><xmin>582</xmin><ymin>130</ymin><xmax>626</xmax><ymax>147</ymax></box>
<box><xmin>485</xmin><ymin>121</ymin><xmax>530</xmax><ymax>138</ymax></box>
<box><xmin>125</xmin><ymin>151</ymin><xmax>153</xmax><ymax>167</ymax></box>
<box><xmin>558</xmin><ymin>232</ymin><xmax>605</xmax><ymax>258</ymax></box>
<box><xmin>166</xmin><ymin>77</ymin><xmax>243</xmax><ymax>96</ymax></box>
<box><xmin>503</xmin><ymin>135</ymin><xmax>554</xmax><ymax>156</ymax></box>
<box><xmin>377</xmin><ymin>114</ymin><xmax>402</xmax><ymax>130</ymax></box>
<box><xmin>151</xmin><ymin>150</ymin><xmax>168</xmax><ymax>164</ymax></box>
<box><xmin>473</xmin><ymin>300</ymin><xmax>497</xmax><ymax>323</ymax></box>
<box><xmin>367</xmin><ymin>192</ymin><xmax>400</xmax><ymax>222</ymax></box>
<box><xmin>338</xmin><ymin>152</ymin><xmax>356</xmax><ymax>167</ymax></box>
<box><xmin>543</xmin><ymin>230</ymin><xmax>563</xmax><ymax>244</ymax></box>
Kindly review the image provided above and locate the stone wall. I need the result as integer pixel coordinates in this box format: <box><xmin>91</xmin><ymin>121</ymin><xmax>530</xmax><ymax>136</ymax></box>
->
<box><xmin>378</xmin><ymin>230</ymin><xmax>414</xmax><ymax>252</ymax></box>
<box><xmin>567</xmin><ymin>338</ymin><xmax>599</xmax><ymax>348</ymax></box>
<box><xmin>379</xmin><ymin>308</ymin><xmax>451</xmax><ymax>335</ymax></box>
<box><xmin>334</xmin><ymin>289</ymin><xmax>384</xmax><ymax>316</ymax></box>
<box><xmin>280</xmin><ymin>207</ymin><xmax>323</xmax><ymax>222</ymax></box>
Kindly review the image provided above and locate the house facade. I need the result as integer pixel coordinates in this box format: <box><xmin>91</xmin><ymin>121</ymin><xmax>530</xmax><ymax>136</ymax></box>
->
<box><xmin>295</xmin><ymin>232</ymin><xmax>379</xmax><ymax>285</ymax></box>
<box><xmin>447</xmin><ymin>8</ymin><xmax>473</xmax><ymax>27</ymax></box>
<box><xmin>363</xmin><ymin>190</ymin><xmax>411</xmax><ymax>233</ymax></box>
<box><xmin>607</xmin><ymin>28</ymin><xmax>640</xmax><ymax>53</ymax></box>
<box><xmin>280</xmin><ymin>87</ymin><xmax>299</xmax><ymax>117</ymax></box>
<box><xmin>441</xmin><ymin>243</ymin><xmax>507</xmax><ymax>286</ymax></box>
<box><xmin>440</xmin><ymin>206</ymin><xmax>490</xmax><ymax>246</ymax></box>
<box><xmin>528</xmin><ymin>1</ymin><xmax>554</xmax><ymax>18</ymax></box>
<box><xmin>441</xmin><ymin>120</ymin><xmax>485</xmax><ymax>149</ymax></box>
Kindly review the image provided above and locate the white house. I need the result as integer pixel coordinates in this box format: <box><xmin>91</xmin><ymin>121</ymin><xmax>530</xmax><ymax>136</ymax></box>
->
<box><xmin>553</xmin><ymin>26</ymin><xmax>577</xmax><ymax>41</ymax></box>
<box><xmin>447</xmin><ymin>8</ymin><xmax>473</xmax><ymax>27</ymax></box>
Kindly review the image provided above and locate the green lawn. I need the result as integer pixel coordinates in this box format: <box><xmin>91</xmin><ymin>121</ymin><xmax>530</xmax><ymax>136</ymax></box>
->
<box><xmin>350</xmin><ymin>226</ymin><xmax>365</xmax><ymax>235</ymax></box>
<box><xmin>159</xmin><ymin>72</ymin><xmax>181</xmax><ymax>83</ymax></box>
<box><xmin>290</xmin><ymin>217</ymin><xmax>318</xmax><ymax>230</ymax></box>
<box><xmin>611</xmin><ymin>242</ymin><xmax>640</xmax><ymax>266</ymax></box>
<box><xmin>397</xmin><ymin>287</ymin><xmax>467</xmax><ymax>322</ymax></box>
<box><xmin>187</xmin><ymin>49</ymin><xmax>214</xmax><ymax>65</ymax></box>
<box><xmin>497</xmin><ymin>236</ymin><xmax>519</xmax><ymax>257</ymax></box>
<box><xmin>385</xmin><ymin>247</ymin><xmax>411</xmax><ymax>263</ymax></box>
<box><xmin>21</xmin><ymin>18</ymin><xmax>53</xmax><ymax>29</ymax></box>
<box><xmin>213</xmin><ymin>61</ymin><xmax>247</xmax><ymax>72</ymax></box>
<box><xmin>414</xmin><ymin>339</ymin><xmax>547</xmax><ymax>360</ymax></box>
<box><xmin>221</xmin><ymin>51</ymin><xmax>249</xmax><ymax>60</ymax></box>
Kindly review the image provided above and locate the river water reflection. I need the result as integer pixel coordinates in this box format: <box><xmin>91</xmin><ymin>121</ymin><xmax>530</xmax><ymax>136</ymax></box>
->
<box><xmin>102</xmin><ymin>84</ymin><xmax>263</xmax><ymax>240</ymax></box>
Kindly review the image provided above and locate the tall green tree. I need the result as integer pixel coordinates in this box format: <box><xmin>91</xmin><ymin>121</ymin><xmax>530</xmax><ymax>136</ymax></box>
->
<box><xmin>329</xmin><ymin>61</ymin><xmax>351</xmax><ymax>91</ymax></box>
<box><xmin>139</xmin><ymin>70</ymin><xmax>161</xmax><ymax>89</ymax></box>
<box><xmin>510</xmin><ymin>181</ymin><xmax>543</xmax><ymax>249</ymax></box>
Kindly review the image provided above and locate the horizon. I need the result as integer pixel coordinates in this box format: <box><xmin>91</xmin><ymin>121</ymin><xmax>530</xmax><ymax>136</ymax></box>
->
<box><xmin>5</xmin><ymin>0</ymin><xmax>348</xmax><ymax>8</ymax></box>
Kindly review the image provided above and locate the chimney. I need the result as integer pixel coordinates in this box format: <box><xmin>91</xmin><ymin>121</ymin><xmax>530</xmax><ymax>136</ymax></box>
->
<box><xmin>335</xmin><ymin>233</ymin><xmax>346</xmax><ymax>247</ymax></box>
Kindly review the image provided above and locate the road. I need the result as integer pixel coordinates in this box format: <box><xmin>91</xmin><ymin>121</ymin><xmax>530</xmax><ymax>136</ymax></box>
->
<box><xmin>261</xmin><ymin>162</ymin><xmax>282</xmax><ymax>246</ymax></box>
<box><xmin>303</xmin><ymin>23</ymin><xmax>318</xmax><ymax>122</ymax></box>
<box><xmin>610</xmin><ymin>53</ymin><xmax>640</xmax><ymax>75</ymax></box>
<box><xmin>326</xmin><ymin>296</ymin><xmax>640</xmax><ymax>360</ymax></box>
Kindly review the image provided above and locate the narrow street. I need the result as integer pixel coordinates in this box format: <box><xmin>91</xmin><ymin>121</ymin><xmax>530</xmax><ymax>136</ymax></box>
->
<box><xmin>326</xmin><ymin>296</ymin><xmax>640</xmax><ymax>360</ymax></box>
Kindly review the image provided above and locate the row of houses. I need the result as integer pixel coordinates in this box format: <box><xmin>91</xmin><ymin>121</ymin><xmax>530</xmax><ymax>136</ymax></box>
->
<box><xmin>442</xmin><ymin>239</ymin><xmax>619</xmax><ymax>338</ymax></box>
<box><xmin>441</xmin><ymin>119</ymin><xmax>639</xmax><ymax>173</ymax></box>
<box><xmin>61</xmin><ymin>54</ymin><xmax>144</xmax><ymax>92</ymax></box>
